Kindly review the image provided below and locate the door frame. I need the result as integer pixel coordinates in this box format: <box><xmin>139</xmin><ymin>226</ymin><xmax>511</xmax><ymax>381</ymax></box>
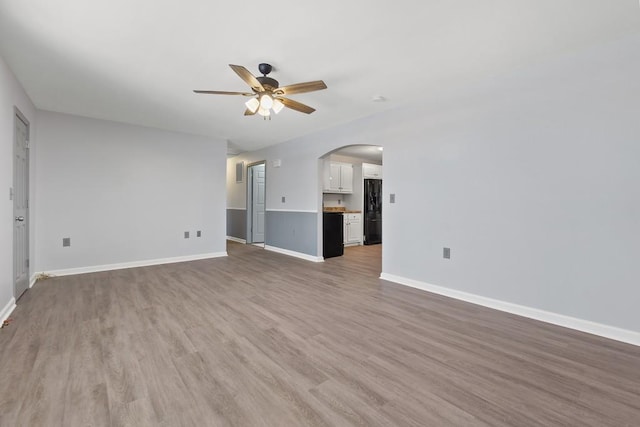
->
<box><xmin>245</xmin><ymin>160</ymin><xmax>266</xmax><ymax>245</ymax></box>
<box><xmin>13</xmin><ymin>107</ymin><xmax>30</xmax><ymax>300</ymax></box>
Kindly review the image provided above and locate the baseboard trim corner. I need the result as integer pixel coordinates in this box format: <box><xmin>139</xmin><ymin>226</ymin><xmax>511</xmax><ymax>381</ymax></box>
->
<box><xmin>264</xmin><ymin>245</ymin><xmax>324</xmax><ymax>263</ymax></box>
<box><xmin>379</xmin><ymin>272</ymin><xmax>640</xmax><ymax>347</ymax></box>
<box><xmin>36</xmin><ymin>252</ymin><xmax>228</xmax><ymax>278</ymax></box>
<box><xmin>226</xmin><ymin>236</ymin><xmax>247</xmax><ymax>244</ymax></box>
<box><xmin>29</xmin><ymin>273</ymin><xmax>38</xmax><ymax>288</ymax></box>
<box><xmin>1</xmin><ymin>297</ymin><xmax>16</xmax><ymax>323</ymax></box>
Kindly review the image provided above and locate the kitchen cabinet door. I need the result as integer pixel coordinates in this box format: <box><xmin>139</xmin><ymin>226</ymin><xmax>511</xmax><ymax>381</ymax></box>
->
<box><xmin>340</xmin><ymin>164</ymin><xmax>353</xmax><ymax>193</ymax></box>
<box><xmin>363</xmin><ymin>163</ymin><xmax>382</xmax><ymax>179</ymax></box>
<box><xmin>344</xmin><ymin>213</ymin><xmax>362</xmax><ymax>245</ymax></box>
<box><xmin>328</xmin><ymin>163</ymin><xmax>342</xmax><ymax>192</ymax></box>
<box><xmin>323</xmin><ymin>161</ymin><xmax>353</xmax><ymax>193</ymax></box>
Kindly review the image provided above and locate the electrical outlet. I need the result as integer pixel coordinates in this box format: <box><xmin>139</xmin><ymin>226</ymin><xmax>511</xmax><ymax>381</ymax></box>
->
<box><xmin>281</xmin><ymin>196</ymin><xmax>286</xmax><ymax>203</ymax></box>
<box><xmin>184</xmin><ymin>231</ymin><xmax>190</xmax><ymax>239</ymax></box>
<box><xmin>197</xmin><ymin>230</ymin><xmax>201</xmax><ymax>237</ymax></box>
<box><xmin>443</xmin><ymin>247</ymin><xmax>451</xmax><ymax>259</ymax></box>
<box><xmin>390</xmin><ymin>194</ymin><xmax>396</xmax><ymax>203</ymax></box>
<box><xmin>63</xmin><ymin>237</ymin><xmax>71</xmax><ymax>247</ymax></box>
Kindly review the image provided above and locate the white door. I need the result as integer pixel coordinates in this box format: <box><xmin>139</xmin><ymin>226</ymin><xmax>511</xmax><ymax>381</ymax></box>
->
<box><xmin>13</xmin><ymin>112</ymin><xmax>29</xmax><ymax>299</ymax></box>
<box><xmin>251</xmin><ymin>163</ymin><xmax>266</xmax><ymax>243</ymax></box>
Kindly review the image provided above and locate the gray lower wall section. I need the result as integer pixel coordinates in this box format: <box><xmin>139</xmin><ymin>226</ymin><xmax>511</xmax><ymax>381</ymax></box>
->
<box><xmin>265</xmin><ymin>211</ymin><xmax>318</xmax><ymax>257</ymax></box>
<box><xmin>226</xmin><ymin>209</ymin><xmax>247</xmax><ymax>240</ymax></box>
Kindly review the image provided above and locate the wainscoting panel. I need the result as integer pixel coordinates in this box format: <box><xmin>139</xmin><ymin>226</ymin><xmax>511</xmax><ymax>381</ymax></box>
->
<box><xmin>226</xmin><ymin>208</ymin><xmax>247</xmax><ymax>241</ymax></box>
<box><xmin>265</xmin><ymin>210</ymin><xmax>318</xmax><ymax>257</ymax></box>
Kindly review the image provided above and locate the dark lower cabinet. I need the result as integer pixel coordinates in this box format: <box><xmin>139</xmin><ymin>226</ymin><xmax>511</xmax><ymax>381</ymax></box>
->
<box><xmin>323</xmin><ymin>212</ymin><xmax>344</xmax><ymax>258</ymax></box>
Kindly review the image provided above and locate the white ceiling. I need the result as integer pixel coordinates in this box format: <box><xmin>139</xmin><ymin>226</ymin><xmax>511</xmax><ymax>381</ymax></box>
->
<box><xmin>1</xmin><ymin>1</ymin><xmax>639</xmax><ymax>153</ymax></box>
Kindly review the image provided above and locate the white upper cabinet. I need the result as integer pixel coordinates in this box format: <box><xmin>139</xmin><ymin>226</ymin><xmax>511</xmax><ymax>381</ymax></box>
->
<box><xmin>362</xmin><ymin>162</ymin><xmax>382</xmax><ymax>179</ymax></box>
<box><xmin>339</xmin><ymin>163</ymin><xmax>353</xmax><ymax>193</ymax></box>
<box><xmin>323</xmin><ymin>161</ymin><xmax>353</xmax><ymax>193</ymax></box>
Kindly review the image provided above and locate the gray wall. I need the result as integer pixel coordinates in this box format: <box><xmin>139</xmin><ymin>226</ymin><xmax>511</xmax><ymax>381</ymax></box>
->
<box><xmin>226</xmin><ymin>208</ymin><xmax>246</xmax><ymax>240</ymax></box>
<box><xmin>35</xmin><ymin>111</ymin><xmax>227</xmax><ymax>271</ymax></box>
<box><xmin>228</xmin><ymin>34</ymin><xmax>640</xmax><ymax>333</ymax></box>
<box><xmin>381</xmin><ymin>35</ymin><xmax>640</xmax><ymax>331</ymax></box>
<box><xmin>0</xmin><ymin>54</ymin><xmax>37</xmax><ymax>309</ymax></box>
<box><xmin>266</xmin><ymin>211</ymin><xmax>317</xmax><ymax>256</ymax></box>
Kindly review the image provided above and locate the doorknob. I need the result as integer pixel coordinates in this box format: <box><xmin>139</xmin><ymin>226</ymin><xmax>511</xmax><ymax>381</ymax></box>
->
<box><xmin>15</xmin><ymin>216</ymin><xmax>25</xmax><ymax>222</ymax></box>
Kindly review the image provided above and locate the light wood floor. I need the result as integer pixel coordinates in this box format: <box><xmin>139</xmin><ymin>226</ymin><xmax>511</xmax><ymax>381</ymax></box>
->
<box><xmin>1</xmin><ymin>242</ymin><xmax>639</xmax><ymax>426</ymax></box>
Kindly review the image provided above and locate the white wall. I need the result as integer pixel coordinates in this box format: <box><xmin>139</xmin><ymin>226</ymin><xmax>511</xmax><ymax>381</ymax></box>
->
<box><xmin>228</xmin><ymin>145</ymin><xmax>321</xmax><ymax>213</ymax></box>
<box><xmin>35</xmin><ymin>111</ymin><xmax>227</xmax><ymax>272</ymax></box>
<box><xmin>226</xmin><ymin>156</ymin><xmax>253</xmax><ymax>209</ymax></box>
<box><xmin>0</xmin><ymin>54</ymin><xmax>36</xmax><ymax>314</ymax></box>
<box><xmin>382</xmin><ymin>35</ymin><xmax>640</xmax><ymax>333</ymax></box>
<box><xmin>228</xmin><ymin>34</ymin><xmax>640</xmax><ymax>335</ymax></box>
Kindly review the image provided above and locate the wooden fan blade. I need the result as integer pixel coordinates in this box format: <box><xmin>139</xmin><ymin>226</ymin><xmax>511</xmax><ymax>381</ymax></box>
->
<box><xmin>275</xmin><ymin>80</ymin><xmax>327</xmax><ymax>95</ymax></box>
<box><xmin>278</xmin><ymin>97</ymin><xmax>316</xmax><ymax>114</ymax></box>
<box><xmin>193</xmin><ymin>90</ymin><xmax>254</xmax><ymax>96</ymax></box>
<box><xmin>244</xmin><ymin>108</ymin><xmax>256</xmax><ymax>116</ymax></box>
<box><xmin>229</xmin><ymin>64</ymin><xmax>264</xmax><ymax>91</ymax></box>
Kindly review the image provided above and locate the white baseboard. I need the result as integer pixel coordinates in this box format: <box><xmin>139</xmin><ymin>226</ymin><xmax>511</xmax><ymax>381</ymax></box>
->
<box><xmin>226</xmin><ymin>236</ymin><xmax>246</xmax><ymax>244</ymax></box>
<box><xmin>264</xmin><ymin>245</ymin><xmax>324</xmax><ymax>263</ymax></box>
<box><xmin>29</xmin><ymin>273</ymin><xmax>37</xmax><ymax>288</ymax></box>
<box><xmin>0</xmin><ymin>297</ymin><xmax>16</xmax><ymax>324</ymax></box>
<box><xmin>380</xmin><ymin>273</ymin><xmax>640</xmax><ymax>348</ymax></box>
<box><xmin>36</xmin><ymin>252</ymin><xmax>228</xmax><ymax>278</ymax></box>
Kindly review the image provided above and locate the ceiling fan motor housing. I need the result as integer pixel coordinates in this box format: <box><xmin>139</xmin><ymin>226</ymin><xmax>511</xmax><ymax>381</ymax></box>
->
<box><xmin>257</xmin><ymin>76</ymin><xmax>279</xmax><ymax>91</ymax></box>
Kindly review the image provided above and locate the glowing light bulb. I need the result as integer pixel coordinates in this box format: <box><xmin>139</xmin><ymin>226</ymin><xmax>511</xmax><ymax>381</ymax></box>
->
<box><xmin>245</xmin><ymin>98</ymin><xmax>259</xmax><ymax>113</ymax></box>
<box><xmin>259</xmin><ymin>94</ymin><xmax>273</xmax><ymax>110</ymax></box>
<box><xmin>272</xmin><ymin>98</ymin><xmax>284</xmax><ymax>114</ymax></box>
<box><xmin>258</xmin><ymin>107</ymin><xmax>270</xmax><ymax>117</ymax></box>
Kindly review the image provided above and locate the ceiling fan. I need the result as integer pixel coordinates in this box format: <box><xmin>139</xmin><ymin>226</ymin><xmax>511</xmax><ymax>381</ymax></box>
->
<box><xmin>194</xmin><ymin>63</ymin><xmax>327</xmax><ymax>118</ymax></box>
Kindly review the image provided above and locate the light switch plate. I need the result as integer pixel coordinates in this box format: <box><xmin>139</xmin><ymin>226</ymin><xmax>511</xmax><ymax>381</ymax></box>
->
<box><xmin>184</xmin><ymin>231</ymin><xmax>190</xmax><ymax>239</ymax></box>
<box><xmin>197</xmin><ymin>230</ymin><xmax>202</xmax><ymax>237</ymax></box>
<box><xmin>443</xmin><ymin>247</ymin><xmax>451</xmax><ymax>259</ymax></box>
<box><xmin>390</xmin><ymin>193</ymin><xmax>396</xmax><ymax>203</ymax></box>
<box><xmin>281</xmin><ymin>196</ymin><xmax>286</xmax><ymax>203</ymax></box>
<box><xmin>63</xmin><ymin>237</ymin><xmax>71</xmax><ymax>247</ymax></box>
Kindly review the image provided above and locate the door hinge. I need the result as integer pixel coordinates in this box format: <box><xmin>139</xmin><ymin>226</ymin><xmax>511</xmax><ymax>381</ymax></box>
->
<box><xmin>25</xmin><ymin>139</ymin><xmax>30</xmax><ymax>149</ymax></box>
<box><xmin>26</xmin><ymin>259</ymin><xmax>29</xmax><ymax>268</ymax></box>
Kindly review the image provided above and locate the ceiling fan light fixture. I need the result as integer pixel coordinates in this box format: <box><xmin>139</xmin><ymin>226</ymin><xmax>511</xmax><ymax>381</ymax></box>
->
<box><xmin>245</xmin><ymin>98</ymin><xmax>259</xmax><ymax>113</ymax></box>
<box><xmin>194</xmin><ymin>63</ymin><xmax>327</xmax><ymax>118</ymax></box>
<box><xmin>259</xmin><ymin>94</ymin><xmax>273</xmax><ymax>110</ymax></box>
<box><xmin>272</xmin><ymin>98</ymin><xmax>284</xmax><ymax>114</ymax></box>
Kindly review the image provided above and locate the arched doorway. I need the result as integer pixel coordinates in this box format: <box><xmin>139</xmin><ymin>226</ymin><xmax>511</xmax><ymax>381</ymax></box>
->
<box><xmin>318</xmin><ymin>145</ymin><xmax>383</xmax><ymax>273</ymax></box>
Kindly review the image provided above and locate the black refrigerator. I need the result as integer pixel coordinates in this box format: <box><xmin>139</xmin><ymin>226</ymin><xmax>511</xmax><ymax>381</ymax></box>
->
<box><xmin>364</xmin><ymin>179</ymin><xmax>382</xmax><ymax>245</ymax></box>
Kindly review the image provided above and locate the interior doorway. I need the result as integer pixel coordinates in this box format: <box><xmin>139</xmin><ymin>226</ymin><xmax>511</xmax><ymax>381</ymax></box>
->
<box><xmin>318</xmin><ymin>145</ymin><xmax>383</xmax><ymax>272</ymax></box>
<box><xmin>13</xmin><ymin>109</ymin><xmax>30</xmax><ymax>300</ymax></box>
<box><xmin>246</xmin><ymin>161</ymin><xmax>266</xmax><ymax>245</ymax></box>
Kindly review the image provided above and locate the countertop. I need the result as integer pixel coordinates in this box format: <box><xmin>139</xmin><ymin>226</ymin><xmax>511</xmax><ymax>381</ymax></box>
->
<box><xmin>323</xmin><ymin>207</ymin><xmax>362</xmax><ymax>213</ymax></box>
